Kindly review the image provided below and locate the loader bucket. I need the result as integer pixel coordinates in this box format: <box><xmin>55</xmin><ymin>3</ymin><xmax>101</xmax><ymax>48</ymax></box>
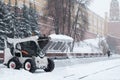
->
<box><xmin>38</xmin><ymin>36</ymin><xmax>50</xmax><ymax>49</ymax></box>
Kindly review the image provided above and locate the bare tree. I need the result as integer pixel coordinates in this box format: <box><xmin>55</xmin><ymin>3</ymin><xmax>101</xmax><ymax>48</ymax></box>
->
<box><xmin>71</xmin><ymin>0</ymin><xmax>92</xmax><ymax>41</ymax></box>
<box><xmin>48</xmin><ymin>0</ymin><xmax>75</xmax><ymax>35</ymax></box>
<box><xmin>70</xmin><ymin>0</ymin><xmax>92</xmax><ymax>51</ymax></box>
<box><xmin>48</xmin><ymin>0</ymin><xmax>91</xmax><ymax>38</ymax></box>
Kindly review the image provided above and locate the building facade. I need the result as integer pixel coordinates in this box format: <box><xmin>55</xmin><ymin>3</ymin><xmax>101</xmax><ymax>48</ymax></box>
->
<box><xmin>3</xmin><ymin>0</ymin><xmax>47</xmax><ymax>15</ymax></box>
<box><xmin>107</xmin><ymin>0</ymin><xmax>120</xmax><ymax>53</ymax></box>
<box><xmin>62</xmin><ymin>3</ymin><xmax>107</xmax><ymax>40</ymax></box>
<box><xmin>2</xmin><ymin>0</ymin><xmax>107</xmax><ymax>40</ymax></box>
<box><xmin>108</xmin><ymin>0</ymin><xmax>120</xmax><ymax>35</ymax></box>
<box><xmin>86</xmin><ymin>9</ymin><xmax>107</xmax><ymax>39</ymax></box>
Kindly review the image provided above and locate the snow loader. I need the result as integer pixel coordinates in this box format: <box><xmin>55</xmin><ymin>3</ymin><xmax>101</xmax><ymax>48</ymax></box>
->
<box><xmin>3</xmin><ymin>36</ymin><xmax>55</xmax><ymax>73</ymax></box>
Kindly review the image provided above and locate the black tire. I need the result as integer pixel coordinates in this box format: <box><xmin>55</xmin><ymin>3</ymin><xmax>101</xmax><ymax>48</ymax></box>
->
<box><xmin>7</xmin><ymin>57</ymin><xmax>21</xmax><ymax>69</ymax></box>
<box><xmin>24</xmin><ymin>59</ymin><xmax>36</xmax><ymax>73</ymax></box>
<box><xmin>44</xmin><ymin>58</ymin><xmax>55</xmax><ymax>72</ymax></box>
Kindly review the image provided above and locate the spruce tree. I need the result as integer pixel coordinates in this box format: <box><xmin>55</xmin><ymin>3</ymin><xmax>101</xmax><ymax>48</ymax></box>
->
<box><xmin>22</xmin><ymin>0</ymin><xmax>32</xmax><ymax>37</ymax></box>
<box><xmin>28</xmin><ymin>0</ymin><xmax>40</xmax><ymax>36</ymax></box>
<box><xmin>0</xmin><ymin>2</ymin><xmax>5</xmax><ymax>49</ymax></box>
<box><xmin>0</xmin><ymin>0</ymin><xmax>41</xmax><ymax>49</ymax></box>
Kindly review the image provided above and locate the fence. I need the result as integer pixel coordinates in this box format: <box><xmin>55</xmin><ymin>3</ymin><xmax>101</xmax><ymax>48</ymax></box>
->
<box><xmin>0</xmin><ymin>52</ymin><xmax>105</xmax><ymax>63</ymax></box>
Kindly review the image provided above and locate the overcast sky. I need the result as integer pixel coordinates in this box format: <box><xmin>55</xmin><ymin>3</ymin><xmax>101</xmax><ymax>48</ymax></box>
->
<box><xmin>89</xmin><ymin>0</ymin><xmax>113</xmax><ymax>18</ymax></box>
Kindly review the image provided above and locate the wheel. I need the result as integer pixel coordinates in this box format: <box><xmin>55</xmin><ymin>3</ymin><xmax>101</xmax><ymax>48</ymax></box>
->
<box><xmin>44</xmin><ymin>58</ymin><xmax>55</xmax><ymax>72</ymax></box>
<box><xmin>24</xmin><ymin>59</ymin><xmax>36</xmax><ymax>73</ymax></box>
<box><xmin>7</xmin><ymin>57</ymin><xmax>21</xmax><ymax>69</ymax></box>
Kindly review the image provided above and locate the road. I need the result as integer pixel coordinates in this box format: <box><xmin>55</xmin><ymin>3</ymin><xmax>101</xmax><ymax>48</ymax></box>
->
<box><xmin>79</xmin><ymin>64</ymin><xmax>120</xmax><ymax>80</ymax></box>
<box><xmin>55</xmin><ymin>54</ymin><xmax>120</xmax><ymax>67</ymax></box>
<box><xmin>0</xmin><ymin>54</ymin><xmax>120</xmax><ymax>80</ymax></box>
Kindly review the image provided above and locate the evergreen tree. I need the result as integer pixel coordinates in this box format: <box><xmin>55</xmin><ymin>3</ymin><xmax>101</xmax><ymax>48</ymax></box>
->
<box><xmin>22</xmin><ymin>0</ymin><xmax>34</xmax><ymax>37</ymax></box>
<box><xmin>14</xmin><ymin>0</ymin><xmax>18</xmax><ymax>17</ymax></box>
<box><xmin>0</xmin><ymin>1</ymin><xmax>5</xmax><ymax>45</ymax></box>
<box><xmin>14</xmin><ymin>0</ymin><xmax>32</xmax><ymax>38</ymax></box>
<box><xmin>8</xmin><ymin>0</ymin><xmax>11</xmax><ymax>7</ymax></box>
<box><xmin>0</xmin><ymin>0</ymin><xmax>41</xmax><ymax>49</ymax></box>
<box><xmin>23</xmin><ymin>0</ymin><xmax>29</xmax><ymax>19</ymax></box>
<box><xmin>28</xmin><ymin>0</ymin><xmax>40</xmax><ymax>36</ymax></box>
<box><xmin>0</xmin><ymin>1</ymin><xmax>12</xmax><ymax>49</ymax></box>
<box><xmin>3</xmin><ymin>11</ymin><xmax>15</xmax><ymax>38</ymax></box>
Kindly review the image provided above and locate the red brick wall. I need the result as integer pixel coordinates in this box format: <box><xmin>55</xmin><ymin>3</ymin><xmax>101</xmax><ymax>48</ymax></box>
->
<box><xmin>108</xmin><ymin>22</ymin><xmax>120</xmax><ymax>52</ymax></box>
<box><xmin>38</xmin><ymin>16</ymin><xmax>54</xmax><ymax>36</ymax></box>
<box><xmin>83</xmin><ymin>31</ymin><xmax>97</xmax><ymax>40</ymax></box>
<box><xmin>108</xmin><ymin>22</ymin><xmax>120</xmax><ymax>38</ymax></box>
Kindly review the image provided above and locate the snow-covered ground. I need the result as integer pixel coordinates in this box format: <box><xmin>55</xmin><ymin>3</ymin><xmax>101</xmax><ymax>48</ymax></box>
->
<box><xmin>0</xmin><ymin>54</ymin><xmax>120</xmax><ymax>80</ymax></box>
<box><xmin>0</xmin><ymin>34</ymin><xmax>118</xmax><ymax>80</ymax></box>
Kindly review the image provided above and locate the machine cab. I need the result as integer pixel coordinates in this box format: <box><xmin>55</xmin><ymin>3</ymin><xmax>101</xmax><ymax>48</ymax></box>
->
<box><xmin>15</xmin><ymin>41</ymin><xmax>39</xmax><ymax>57</ymax></box>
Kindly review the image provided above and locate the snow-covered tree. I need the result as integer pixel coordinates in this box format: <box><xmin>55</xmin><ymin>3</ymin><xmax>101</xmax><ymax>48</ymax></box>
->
<box><xmin>0</xmin><ymin>1</ymin><xmax>13</xmax><ymax>49</ymax></box>
<box><xmin>22</xmin><ymin>0</ymin><xmax>40</xmax><ymax>37</ymax></box>
<box><xmin>0</xmin><ymin>0</ymin><xmax>41</xmax><ymax>49</ymax></box>
<box><xmin>13</xmin><ymin>0</ymin><xmax>40</xmax><ymax>38</ymax></box>
<box><xmin>28</xmin><ymin>0</ymin><xmax>40</xmax><ymax>36</ymax></box>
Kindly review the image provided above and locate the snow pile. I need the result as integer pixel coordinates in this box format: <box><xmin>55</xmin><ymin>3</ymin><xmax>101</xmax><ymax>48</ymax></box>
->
<box><xmin>0</xmin><ymin>68</ymin><xmax>33</xmax><ymax>80</ymax></box>
<box><xmin>73</xmin><ymin>38</ymin><xmax>102</xmax><ymax>53</ymax></box>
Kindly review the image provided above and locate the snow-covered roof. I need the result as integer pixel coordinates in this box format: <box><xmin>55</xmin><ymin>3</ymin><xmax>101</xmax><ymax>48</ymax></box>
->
<box><xmin>7</xmin><ymin>36</ymin><xmax>39</xmax><ymax>44</ymax></box>
<box><xmin>49</xmin><ymin>34</ymin><xmax>73</xmax><ymax>42</ymax></box>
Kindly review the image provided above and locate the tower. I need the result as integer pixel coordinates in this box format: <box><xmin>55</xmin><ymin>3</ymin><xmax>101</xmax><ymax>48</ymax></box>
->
<box><xmin>110</xmin><ymin>0</ymin><xmax>120</xmax><ymax>21</ymax></box>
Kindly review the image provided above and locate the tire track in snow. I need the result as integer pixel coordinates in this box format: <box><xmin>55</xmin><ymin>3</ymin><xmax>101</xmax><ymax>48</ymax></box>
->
<box><xmin>64</xmin><ymin>74</ymin><xmax>75</xmax><ymax>78</ymax></box>
<box><xmin>78</xmin><ymin>64</ymin><xmax>120</xmax><ymax>80</ymax></box>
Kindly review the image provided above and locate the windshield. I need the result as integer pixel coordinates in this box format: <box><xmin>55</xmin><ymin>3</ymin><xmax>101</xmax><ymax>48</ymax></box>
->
<box><xmin>18</xmin><ymin>41</ymin><xmax>40</xmax><ymax>56</ymax></box>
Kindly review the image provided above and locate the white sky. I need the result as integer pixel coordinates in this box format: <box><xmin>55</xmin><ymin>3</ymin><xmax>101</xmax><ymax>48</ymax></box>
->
<box><xmin>89</xmin><ymin>0</ymin><xmax>113</xmax><ymax>18</ymax></box>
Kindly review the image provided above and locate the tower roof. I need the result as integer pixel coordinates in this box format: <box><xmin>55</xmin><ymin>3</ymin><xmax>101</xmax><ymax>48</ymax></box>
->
<box><xmin>109</xmin><ymin>0</ymin><xmax>120</xmax><ymax>21</ymax></box>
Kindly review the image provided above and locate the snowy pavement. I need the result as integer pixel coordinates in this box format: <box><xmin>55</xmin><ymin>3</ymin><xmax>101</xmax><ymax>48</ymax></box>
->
<box><xmin>55</xmin><ymin>54</ymin><xmax>120</xmax><ymax>67</ymax></box>
<box><xmin>0</xmin><ymin>55</ymin><xmax>120</xmax><ymax>80</ymax></box>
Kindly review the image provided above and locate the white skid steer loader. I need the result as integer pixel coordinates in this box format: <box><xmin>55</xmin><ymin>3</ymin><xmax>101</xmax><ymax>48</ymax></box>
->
<box><xmin>3</xmin><ymin>36</ymin><xmax>55</xmax><ymax>73</ymax></box>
